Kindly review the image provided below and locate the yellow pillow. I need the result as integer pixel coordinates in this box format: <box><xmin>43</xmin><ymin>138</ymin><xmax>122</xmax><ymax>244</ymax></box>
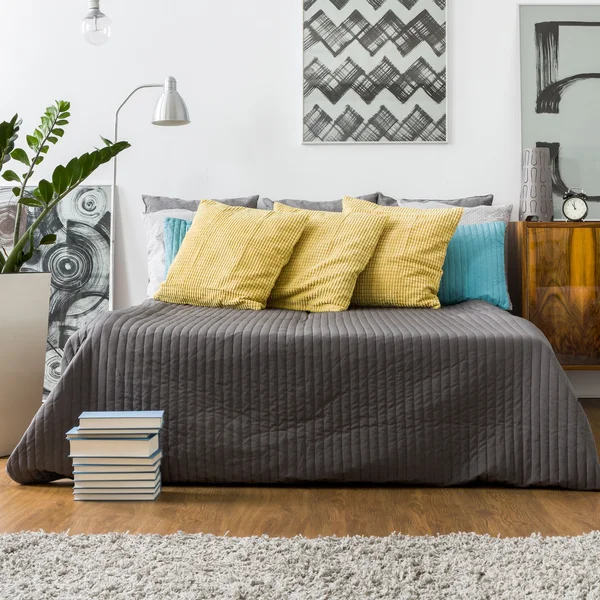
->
<box><xmin>155</xmin><ymin>200</ymin><xmax>309</xmax><ymax>310</ymax></box>
<box><xmin>268</xmin><ymin>203</ymin><xmax>388</xmax><ymax>312</ymax></box>
<box><xmin>342</xmin><ymin>197</ymin><xmax>463</xmax><ymax>309</ymax></box>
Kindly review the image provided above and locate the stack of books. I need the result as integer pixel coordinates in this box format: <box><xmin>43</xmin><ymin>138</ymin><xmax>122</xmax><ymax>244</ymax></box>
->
<box><xmin>66</xmin><ymin>411</ymin><xmax>164</xmax><ymax>502</ymax></box>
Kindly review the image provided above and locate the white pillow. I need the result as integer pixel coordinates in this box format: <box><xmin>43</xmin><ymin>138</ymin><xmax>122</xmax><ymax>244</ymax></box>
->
<box><xmin>398</xmin><ymin>201</ymin><xmax>513</xmax><ymax>225</ymax></box>
<box><xmin>142</xmin><ymin>209</ymin><xmax>195</xmax><ymax>297</ymax></box>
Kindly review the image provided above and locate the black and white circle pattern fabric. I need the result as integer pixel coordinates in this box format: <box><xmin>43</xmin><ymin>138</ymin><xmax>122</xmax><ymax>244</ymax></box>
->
<box><xmin>0</xmin><ymin>203</ymin><xmax>16</xmax><ymax>247</ymax></box>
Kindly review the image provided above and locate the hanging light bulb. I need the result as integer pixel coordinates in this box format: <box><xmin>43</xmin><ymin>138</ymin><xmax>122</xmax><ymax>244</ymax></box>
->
<box><xmin>81</xmin><ymin>0</ymin><xmax>112</xmax><ymax>46</ymax></box>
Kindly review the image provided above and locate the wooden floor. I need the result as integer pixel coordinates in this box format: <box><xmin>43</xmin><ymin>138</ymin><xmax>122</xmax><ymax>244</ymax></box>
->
<box><xmin>2</xmin><ymin>399</ymin><xmax>600</xmax><ymax>539</ymax></box>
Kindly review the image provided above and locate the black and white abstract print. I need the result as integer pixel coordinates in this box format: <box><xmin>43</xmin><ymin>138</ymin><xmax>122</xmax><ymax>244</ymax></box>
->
<box><xmin>534</xmin><ymin>19</ymin><xmax>600</xmax><ymax>201</ymax></box>
<box><xmin>0</xmin><ymin>186</ymin><xmax>111</xmax><ymax>399</ymax></box>
<box><xmin>521</xmin><ymin>5</ymin><xmax>600</xmax><ymax>216</ymax></box>
<box><xmin>303</xmin><ymin>0</ymin><xmax>447</xmax><ymax>143</ymax></box>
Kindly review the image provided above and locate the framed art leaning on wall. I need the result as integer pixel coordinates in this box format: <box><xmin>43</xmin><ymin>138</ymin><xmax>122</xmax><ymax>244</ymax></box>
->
<box><xmin>520</xmin><ymin>3</ymin><xmax>600</xmax><ymax>220</ymax></box>
<box><xmin>0</xmin><ymin>184</ymin><xmax>112</xmax><ymax>400</ymax></box>
<box><xmin>303</xmin><ymin>0</ymin><xmax>447</xmax><ymax>144</ymax></box>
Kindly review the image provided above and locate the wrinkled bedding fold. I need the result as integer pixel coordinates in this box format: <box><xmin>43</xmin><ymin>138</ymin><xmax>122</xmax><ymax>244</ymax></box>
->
<box><xmin>7</xmin><ymin>300</ymin><xmax>600</xmax><ymax>490</ymax></box>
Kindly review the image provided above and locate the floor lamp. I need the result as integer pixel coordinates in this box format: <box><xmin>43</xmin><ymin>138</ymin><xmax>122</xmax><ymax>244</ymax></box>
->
<box><xmin>110</xmin><ymin>76</ymin><xmax>191</xmax><ymax>309</ymax></box>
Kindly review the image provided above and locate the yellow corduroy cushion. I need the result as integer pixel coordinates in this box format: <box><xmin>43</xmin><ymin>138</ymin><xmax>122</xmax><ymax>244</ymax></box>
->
<box><xmin>268</xmin><ymin>203</ymin><xmax>388</xmax><ymax>312</ymax></box>
<box><xmin>342</xmin><ymin>197</ymin><xmax>464</xmax><ymax>309</ymax></box>
<box><xmin>155</xmin><ymin>200</ymin><xmax>309</xmax><ymax>310</ymax></box>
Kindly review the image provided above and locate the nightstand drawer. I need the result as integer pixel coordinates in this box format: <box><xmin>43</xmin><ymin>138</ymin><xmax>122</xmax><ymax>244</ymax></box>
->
<box><xmin>509</xmin><ymin>222</ymin><xmax>600</xmax><ymax>369</ymax></box>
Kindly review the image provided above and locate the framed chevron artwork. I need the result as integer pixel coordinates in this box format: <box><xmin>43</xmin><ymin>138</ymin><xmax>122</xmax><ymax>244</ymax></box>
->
<box><xmin>303</xmin><ymin>0</ymin><xmax>447</xmax><ymax>144</ymax></box>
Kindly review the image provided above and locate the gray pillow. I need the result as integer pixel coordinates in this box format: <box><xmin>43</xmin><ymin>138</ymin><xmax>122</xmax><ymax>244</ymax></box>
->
<box><xmin>143</xmin><ymin>194</ymin><xmax>259</xmax><ymax>214</ymax></box>
<box><xmin>378</xmin><ymin>193</ymin><xmax>494</xmax><ymax>208</ymax></box>
<box><xmin>259</xmin><ymin>193</ymin><xmax>380</xmax><ymax>212</ymax></box>
<box><xmin>459</xmin><ymin>204</ymin><xmax>513</xmax><ymax>225</ymax></box>
<box><xmin>393</xmin><ymin>201</ymin><xmax>513</xmax><ymax>225</ymax></box>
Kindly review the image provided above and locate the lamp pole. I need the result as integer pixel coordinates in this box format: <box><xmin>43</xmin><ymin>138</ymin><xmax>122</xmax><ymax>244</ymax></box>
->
<box><xmin>110</xmin><ymin>84</ymin><xmax>162</xmax><ymax>310</ymax></box>
<box><xmin>109</xmin><ymin>78</ymin><xmax>190</xmax><ymax>310</ymax></box>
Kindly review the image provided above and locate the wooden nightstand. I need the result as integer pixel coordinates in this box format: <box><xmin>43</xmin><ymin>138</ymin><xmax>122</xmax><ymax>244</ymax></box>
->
<box><xmin>508</xmin><ymin>221</ymin><xmax>600</xmax><ymax>370</ymax></box>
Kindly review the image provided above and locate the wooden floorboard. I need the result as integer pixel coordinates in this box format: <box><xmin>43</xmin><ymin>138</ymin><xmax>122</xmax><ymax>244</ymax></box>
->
<box><xmin>1</xmin><ymin>400</ymin><xmax>599</xmax><ymax>538</ymax></box>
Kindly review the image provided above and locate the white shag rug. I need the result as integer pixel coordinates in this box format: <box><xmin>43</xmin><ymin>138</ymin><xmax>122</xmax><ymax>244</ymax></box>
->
<box><xmin>1</xmin><ymin>532</ymin><xmax>599</xmax><ymax>599</ymax></box>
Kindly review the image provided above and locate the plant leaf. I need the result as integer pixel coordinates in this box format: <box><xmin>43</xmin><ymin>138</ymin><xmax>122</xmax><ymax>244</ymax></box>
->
<box><xmin>111</xmin><ymin>141</ymin><xmax>132</xmax><ymax>154</ymax></box>
<box><xmin>10</xmin><ymin>148</ymin><xmax>30</xmax><ymax>166</ymax></box>
<box><xmin>47</xmin><ymin>136</ymin><xmax>58</xmax><ymax>145</ymax></box>
<box><xmin>40</xmin><ymin>145</ymin><xmax>49</xmax><ymax>154</ymax></box>
<box><xmin>34</xmin><ymin>156</ymin><xmax>44</xmax><ymax>165</ymax></box>
<box><xmin>34</xmin><ymin>129</ymin><xmax>44</xmax><ymax>143</ymax></box>
<box><xmin>59</xmin><ymin>112</ymin><xmax>71</xmax><ymax>119</ymax></box>
<box><xmin>38</xmin><ymin>179</ymin><xmax>54</xmax><ymax>204</ymax></box>
<box><xmin>90</xmin><ymin>151</ymin><xmax>101</xmax><ymax>171</ymax></box>
<box><xmin>2</xmin><ymin>170</ymin><xmax>21</xmax><ymax>183</ymax></box>
<box><xmin>19</xmin><ymin>196</ymin><xmax>43</xmax><ymax>208</ymax></box>
<box><xmin>77</xmin><ymin>153</ymin><xmax>92</xmax><ymax>179</ymax></box>
<box><xmin>39</xmin><ymin>234</ymin><xmax>57</xmax><ymax>245</ymax></box>
<box><xmin>12</xmin><ymin>187</ymin><xmax>21</xmax><ymax>197</ymax></box>
<box><xmin>0</xmin><ymin>115</ymin><xmax>21</xmax><ymax>174</ymax></box>
<box><xmin>83</xmin><ymin>151</ymin><xmax>100</xmax><ymax>177</ymax></box>
<box><xmin>19</xmin><ymin>248</ymin><xmax>34</xmax><ymax>264</ymax></box>
<box><xmin>100</xmin><ymin>136</ymin><xmax>113</xmax><ymax>147</ymax></box>
<box><xmin>53</xmin><ymin>128</ymin><xmax>65</xmax><ymax>138</ymax></box>
<box><xmin>56</xmin><ymin>120</ymin><xmax>69</xmax><ymax>126</ymax></box>
<box><xmin>66</xmin><ymin>157</ymin><xmax>82</xmax><ymax>185</ymax></box>
<box><xmin>52</xmin><ymin>165</ymin><xmax>69</xmax><ymax>195</ymax></box>
<box><xmin>26</xmin><ymin>135</ymin><xmax>39</xmax><ymax>150</ymax></box>
<box><xmin>98</xmin><ymin>147</ymin><xmax>113</xmax><ymax>163</ymax></box>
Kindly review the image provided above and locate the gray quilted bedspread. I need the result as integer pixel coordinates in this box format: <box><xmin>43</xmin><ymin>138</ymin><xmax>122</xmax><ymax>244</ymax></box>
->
<box><xmin>7</xmin><ymin>300</ymin><xmax>600</xmax><ymax>489</ymax></box>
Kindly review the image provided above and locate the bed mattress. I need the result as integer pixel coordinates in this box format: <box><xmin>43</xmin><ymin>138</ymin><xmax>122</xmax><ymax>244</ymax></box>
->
<box><xmin>7</xmin><ymin>299</ymin><xmax>600</xmax><ymax>489</ymax></box>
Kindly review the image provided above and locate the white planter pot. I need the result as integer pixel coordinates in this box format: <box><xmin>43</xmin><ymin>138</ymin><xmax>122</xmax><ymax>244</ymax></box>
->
<box><xmin>0</xmin><ymin>273</ymin><xmax>51</xmax><ymax>457</ymax></box>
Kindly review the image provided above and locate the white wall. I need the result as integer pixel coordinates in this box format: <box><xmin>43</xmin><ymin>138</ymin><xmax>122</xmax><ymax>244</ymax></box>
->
<box><xmin>0</xmin><ymin>0</ymin><xmax>598</xmax><ymax>396</ymax></box>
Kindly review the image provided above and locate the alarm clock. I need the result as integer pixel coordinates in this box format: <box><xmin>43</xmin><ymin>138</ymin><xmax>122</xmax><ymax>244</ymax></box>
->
<box><xmin>562</xmin><ymin>189</ymin><xmax>588</xmax><ymax>222</ymax></box>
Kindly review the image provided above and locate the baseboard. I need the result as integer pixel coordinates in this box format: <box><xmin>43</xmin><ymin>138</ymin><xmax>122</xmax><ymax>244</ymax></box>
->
<box><xmin>566</xmin><ymin>371</ymin><xmax>600</xmax><ymax>399</ymax></box>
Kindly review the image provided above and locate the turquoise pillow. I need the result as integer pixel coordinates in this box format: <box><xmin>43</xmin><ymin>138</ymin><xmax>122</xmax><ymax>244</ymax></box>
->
<box><xmin>439</xmin><ymin>222</ymin><xmax>511</xmax><ymax>310</ymax></box>
<box><xmin>164</xmin><ymin>217</ymin><xmax>192</xmax><ymax>277</ymax></box>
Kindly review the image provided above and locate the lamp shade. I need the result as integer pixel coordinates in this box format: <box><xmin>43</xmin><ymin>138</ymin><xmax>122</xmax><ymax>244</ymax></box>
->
<box><xmin>152</xmin><ymin>77</ymin><xmax>191</xmax><ymax>126</ymax></box>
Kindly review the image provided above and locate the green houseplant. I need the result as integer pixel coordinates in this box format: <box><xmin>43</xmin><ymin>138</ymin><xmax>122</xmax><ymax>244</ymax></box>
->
<box><xmin>0</xmin><ymin>101</ymin><xmax>129</xmax><ymax>273</ymax></box>
<box><xmin>0</xmin><ymin>101</ymin><xmax>129</xmax><ymax>457</ymax></box>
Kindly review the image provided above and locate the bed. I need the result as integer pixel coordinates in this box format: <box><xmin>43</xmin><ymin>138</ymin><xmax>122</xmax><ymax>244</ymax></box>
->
<box><xmin>7</xmin><ymin>299</ymin><xmax>600</xmax><ymax>490</ymax></box>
